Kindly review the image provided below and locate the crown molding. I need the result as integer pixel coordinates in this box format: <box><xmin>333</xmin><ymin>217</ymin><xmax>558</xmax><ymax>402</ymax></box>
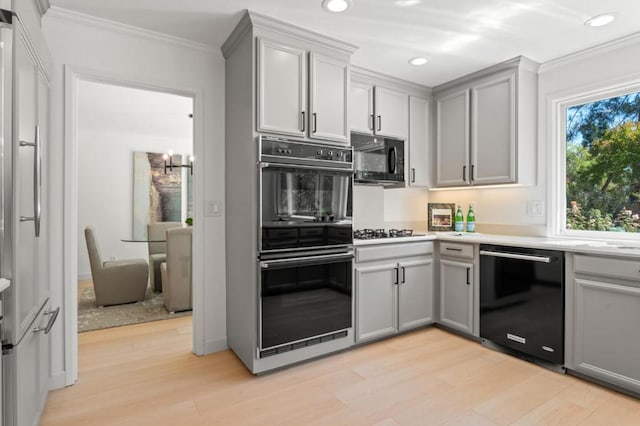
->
<box><xmin>351</xmin><ymin>65</ymin><xmax>431</xmax><ymax>96</ymax></box>
<box><xmin>539</xmin><ymin>31</ymin><xmax>640</xmax><ymax>74</ymax></box>
<box><xmin>222</xmin><ymin>9</ymin><xmax>359</xmax><ymax>59</ymax></box>
<box><xmin>44</xmin><ymin>6</ymin><xmax>218</xmax><ymax>55</ymax></box>
<box><xmin>35</xmin><ymin>0</ymin><xmax>50</xmax><ymax>17</ymax></box>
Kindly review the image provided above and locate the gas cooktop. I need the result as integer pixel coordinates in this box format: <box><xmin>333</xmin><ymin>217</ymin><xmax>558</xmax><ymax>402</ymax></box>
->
<box><xmin>354</xmin><ymin>228</ymin><xmax>424</xmax><ymax>240</ymax></box>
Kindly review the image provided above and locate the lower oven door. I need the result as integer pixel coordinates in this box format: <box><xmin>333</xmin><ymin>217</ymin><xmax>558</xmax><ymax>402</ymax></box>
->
<box><xmin>259</xmin><ymin>252</ymin><xmax>353</xmax><ymax>353</ymax></box>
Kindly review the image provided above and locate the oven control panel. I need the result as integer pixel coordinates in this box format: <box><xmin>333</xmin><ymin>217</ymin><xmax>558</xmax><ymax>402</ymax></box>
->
<box><xmin>260</xmin><ymin>137</ymin><xmax>352</xmax><ymax>164</ymax></box>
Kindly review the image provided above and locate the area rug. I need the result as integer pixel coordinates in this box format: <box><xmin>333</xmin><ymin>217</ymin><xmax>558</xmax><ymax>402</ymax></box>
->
<box><xmin>78</xmin><ymin>285</ymin><xmax>191</xmax><ymax>332</ymax></box>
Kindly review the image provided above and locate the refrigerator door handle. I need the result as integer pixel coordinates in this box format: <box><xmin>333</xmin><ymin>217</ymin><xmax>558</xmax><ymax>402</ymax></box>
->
<box><xmin>18</xmin><ymin>125</ymin><xmax>42</xmax><ymax>237</ymax></box>
<box><xmin>34</xmin><ymin>306</ymin><xmax>60</xmax><ymax>334</ymax></box>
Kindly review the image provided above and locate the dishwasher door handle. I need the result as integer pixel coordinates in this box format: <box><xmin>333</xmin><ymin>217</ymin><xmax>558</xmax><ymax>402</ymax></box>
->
<box><xmin>480</xmin><ymin>250</ymin><xmax>551</xmax><ymax>263</ymax></box>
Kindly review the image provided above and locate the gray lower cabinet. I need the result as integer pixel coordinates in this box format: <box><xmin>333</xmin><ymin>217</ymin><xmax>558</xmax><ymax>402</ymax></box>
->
<box><xmin>355</xmin><ymin>242</ymin><xmax>434</xmax><ymax>343</ymax></box>
<box><xmin>567</xmin><ymin>254</ymin><xmax>640</xmax><ymax>393</ymax></box>
<box><xmin>439</xmin><ymin>258</ymin><xmax>474</xmax><ymax>335</ymax></box>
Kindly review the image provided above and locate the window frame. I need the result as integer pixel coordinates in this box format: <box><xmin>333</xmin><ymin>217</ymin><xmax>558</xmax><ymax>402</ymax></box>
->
<box><xmin>552</xmin><ymin>80</ymin><xmax>640</xmax><ymax>241</ymax></box>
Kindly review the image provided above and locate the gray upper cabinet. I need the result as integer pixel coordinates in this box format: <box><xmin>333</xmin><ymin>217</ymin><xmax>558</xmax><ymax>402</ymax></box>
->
<box><xmin>374</xmin><ymin>86</ymin><xmax>407</xmax><ymax>139</ymax></box>
<box><xmin>408</xmin><ymin>96</ymin><xmax>430</xmax><ymax>187</ymax></box>
<box><xmin>433</xmin><ymin>56</ymin><xmax>538</xmax><ymax>188</ymax></box>
<box><xmin>309</xmin><ymin>52</ymin><xmax>349</xmax><ymax>143</ymax></box>
<box><xmin>257</xmin><ymin>37</ymin><xmax>350</xmax><ymax>144</ymax></box>
<box><xmin>350</xmin><ymin>80</ymin><xmax>407</xmax><ymax>140</ymax></box>
<box><xmin>350</xmin><ymin>81</ymin><xmax>374</xmax><ymax>135</ymax></box>
<box><xmin>435</xmin><ymin>89</ymin><xmax>469</xmax><ymax>187</ymax></box>
<box><xmin>471</xmin><ymin>71</ymin><xmax>516</xmax><ymax>184</ymax></box>
<box><xmin>257</xmin><ymin>38</ymin><xmax>306</xmax><ymax>138</ymax></box>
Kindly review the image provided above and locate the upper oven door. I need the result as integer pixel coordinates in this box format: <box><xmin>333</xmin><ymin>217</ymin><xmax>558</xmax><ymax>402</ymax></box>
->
<box><xmin>260</xmin><ymin>163</ymin><xmax>352</xmax><ymax>254</ymax></box>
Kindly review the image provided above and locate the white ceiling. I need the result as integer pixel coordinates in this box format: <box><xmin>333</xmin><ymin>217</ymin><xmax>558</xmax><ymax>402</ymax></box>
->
<box><xmin>49</xmin><ymin>0</ymin><xmax>640</xmax><ymax>86</ymax></box>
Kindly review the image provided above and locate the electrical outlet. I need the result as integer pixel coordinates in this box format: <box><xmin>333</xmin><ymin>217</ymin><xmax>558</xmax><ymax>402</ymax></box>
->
<box><xmin>527</xmin><ymin>200</ymin><xmax>544</xmax><ymax>217</ymax></box>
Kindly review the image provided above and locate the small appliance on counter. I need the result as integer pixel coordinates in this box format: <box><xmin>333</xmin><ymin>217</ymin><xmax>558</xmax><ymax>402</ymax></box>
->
<box><xmin>351</xmin><ymin>133</ymin><xmax>404</xmax><ymax>186</ymax></box>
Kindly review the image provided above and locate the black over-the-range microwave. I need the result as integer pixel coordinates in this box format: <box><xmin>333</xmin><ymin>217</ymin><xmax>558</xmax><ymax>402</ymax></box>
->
<box><xmin>351</xmin><ymin>133</ymin><xmax>405</xmax><ymax>186</ymax></box>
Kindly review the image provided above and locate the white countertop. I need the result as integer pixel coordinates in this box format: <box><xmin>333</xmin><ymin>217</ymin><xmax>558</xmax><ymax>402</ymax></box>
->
<box><xmin>355</xmin><ymin>232</ymin><xmax>640</xmax><ymax>258</ymax></box>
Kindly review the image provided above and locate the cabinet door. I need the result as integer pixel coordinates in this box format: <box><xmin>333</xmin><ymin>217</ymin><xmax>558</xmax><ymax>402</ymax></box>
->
<box><xmin>573</xmin><ymin>278</ymin><xmax>640</xmax><ymax>393</ymax></box>
<box><xmin>355</xmin><ymin>263</ymin><xmax>398</xmax><ymax>343</ymax></box>
<box><xmin>435</xmin><ymin>89</ymin><xmax>469</xmax><ymax>187</ymax></box>
<box><xmin>12</xmin><ymin>28</ymin><xmax>41</xmax><ymax>342</ymax></box>
<box><xmin>374</xmin><ymin>86</ymin><xmax>407</xmax><ymax>139</ymax></box>
<box><xmin>408</xmin><ymin>96</ymin><xmax>429</xmax><ymax>187</ymax></box>
<box><xmin>309</xmin><ymin>52</ymin><xmax>349</xmax><ymax>143</ymax></box>
<box><xmin>471</xmin><ymin>72</ymin><xmax>516</xmax><ymax>184</ymax></box>
<box><xmin>350</xmin><ymin>81</ymin><xmax>374</xmax><ymax>134</ymax></box>
<box><xmin>439</xmin><ymin>259</ymin><xmax>473</xmax><ymax>335</ymax></box>
<box><xmin>399</xmin><ymin>257</ymin><xmax>434</xmax><ymax>331</ymax></box>
<box><xmin>37</xmin><ymin>67</ymin><xmax>50</xmax><ymax>303</ymax></box>
<box><xmin>257</xmin><ymin>38</ymin><xmax>306</xmax><ymax>137</ymax></box>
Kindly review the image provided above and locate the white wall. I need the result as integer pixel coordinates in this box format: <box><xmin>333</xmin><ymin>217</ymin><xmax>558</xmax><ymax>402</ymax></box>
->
<box><xmin>77</xmin><ymin>81</ymin><xmax>192</xmax><ymax>278</ymax></box>
<box><xmin>43</xmin><ymin>7</ymin><xmax>227</xmax><ymax>388</ymax></box>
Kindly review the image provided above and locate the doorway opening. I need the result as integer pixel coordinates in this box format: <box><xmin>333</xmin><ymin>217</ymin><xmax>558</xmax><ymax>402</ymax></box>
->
<box><xmin>64</xmin><ymin>68</ymin><xmax>205</xmax><ymax>386</ymax></box>
<box><xmin>76</xmin><ymin>80</ymin><xmax>194</xmax><ymax>332</ymax></box>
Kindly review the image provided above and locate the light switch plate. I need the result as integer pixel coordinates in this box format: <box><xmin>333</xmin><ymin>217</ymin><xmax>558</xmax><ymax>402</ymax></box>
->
<box><xmin>527</xmin><ymin>200</ymin><xmax>544</xmax><ymax>217</ymax></box>
<box><xmin>206</xmin><ymin>200</ymin><xmax>223</xmax><ymax>217</ymax></box>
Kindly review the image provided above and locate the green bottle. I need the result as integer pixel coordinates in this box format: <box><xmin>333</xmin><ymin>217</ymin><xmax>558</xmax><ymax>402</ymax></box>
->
<box><xmin>454</xmin><ymin>205</ymin><xmax>464</xmax><ymax>232</ymax></box>
<box><xmin>466</xmin><ymin>205</ymin><xmax>476</xmax><ymax>232</ymax></box>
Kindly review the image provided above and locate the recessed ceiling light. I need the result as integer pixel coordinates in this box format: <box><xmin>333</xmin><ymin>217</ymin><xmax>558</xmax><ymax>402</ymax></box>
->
<box><xmin>395</xmin><ymin>0</ymin><xmax>421</xmax><ymax>6</ymax></box>
<box><xmin>408</xmin><ymin>57</ymin><xmax>429</xmax><ymax>66</ymax></box>
<box><xmin>584</xmin><ymin>13</ymin><xmax>616</xmax><ymax>27</ymax></box>
<box><xmin>322</xmin><ymin>0</ymin><xmax>353</xmax><ymax>13</ymax></box>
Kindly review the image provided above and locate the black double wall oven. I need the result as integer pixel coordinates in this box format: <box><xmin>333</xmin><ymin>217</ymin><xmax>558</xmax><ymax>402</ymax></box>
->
<box><xmin>258</xmin><ymin>136</ymin><xmax>354</xmax><ymax>358</ymax></box>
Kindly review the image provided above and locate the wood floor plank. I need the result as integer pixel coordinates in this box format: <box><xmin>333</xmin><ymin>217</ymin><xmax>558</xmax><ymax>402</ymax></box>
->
<box><xmin>41</xmin><ymin>319</ymin><xmax>640</xmax><ymax>425</ymax></box>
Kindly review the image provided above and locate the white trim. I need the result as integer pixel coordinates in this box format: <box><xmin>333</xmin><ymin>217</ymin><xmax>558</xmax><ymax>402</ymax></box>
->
<box><xmin>203</xmin><ymin>338</ymin><xmax>228</xmax><ymax>355</ymax></box>
<box><xmin>45</xmin><ymin>6</ymin><xmax>218</xmax><ymax>55</ymax></box>
<box><xmin>549</xmin><ymin>77</ymin><xmax>640</xmax><ymax>241</ymax></box>
<box><xmin>49</xmin><ymin>371</ymin><xmax>66</xmax><ymax>391</ymax></box>
<box><xmin>63</xmin><ymin>66</ymin><xmax>206</xmax><ymax>387</ymax></box>
<box><xmin>540</xmin><ymin>31</ymin><xmax>640</xmax><ymax>74</ymax></box>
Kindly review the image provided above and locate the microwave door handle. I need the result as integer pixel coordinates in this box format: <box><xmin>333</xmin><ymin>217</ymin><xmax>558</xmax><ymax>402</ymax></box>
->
<box><xmin>388</xmin><ymin>147</ymin><xmax>397</xmax><ymax>174</ymax></box>
<box><xmin>261</xmin><ymin>252</ymin><xmax>354</xmax><ymax>269</ymax></box>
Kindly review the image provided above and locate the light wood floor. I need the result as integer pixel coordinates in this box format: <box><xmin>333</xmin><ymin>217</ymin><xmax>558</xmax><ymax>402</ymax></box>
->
<box><xmin>41</xmin><ymin>318</ymin><xmax>640</xmax><ymax>425</ymax></box>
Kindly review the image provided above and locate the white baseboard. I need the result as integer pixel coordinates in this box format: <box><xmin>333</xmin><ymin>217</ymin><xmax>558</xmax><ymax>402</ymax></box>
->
<box><xmin>49</xmin><ymin>371</ymin><xmax>67</xmax><ymax>391</ymax></box>
<box><xmin>202</xmin><ymin>338</ymin><xmax>228</xmax><ymax>355</ymax></box>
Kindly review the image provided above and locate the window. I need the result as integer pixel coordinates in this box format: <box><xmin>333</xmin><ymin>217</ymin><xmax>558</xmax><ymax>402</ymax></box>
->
<box><xmin>564</xmin><ymin>90</ymin><xmax>640</xmax><ymax>234</ymax></box>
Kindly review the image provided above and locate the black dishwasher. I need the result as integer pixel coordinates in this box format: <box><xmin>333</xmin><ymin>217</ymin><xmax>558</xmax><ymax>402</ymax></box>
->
<box><xmin>479</xmin><ymin>244</ymin><xmax>564</xmax><ymax>365</ymax></box>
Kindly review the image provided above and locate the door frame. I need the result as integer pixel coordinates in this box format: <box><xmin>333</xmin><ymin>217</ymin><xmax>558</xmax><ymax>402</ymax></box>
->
<box><xmin>63</xmin><ymin>65</ymin><xmax>205</xmax><ymax>385</ymax></box>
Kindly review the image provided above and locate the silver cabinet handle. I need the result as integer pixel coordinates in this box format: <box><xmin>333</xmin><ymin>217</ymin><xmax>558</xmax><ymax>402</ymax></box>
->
<box><xmin>34</xmin><ymin>307</ymin><xmax>60</xmax><ymax>334</ymax></box>
<box><xmin>393</xmin><ymin>267</ymin><xmax>399</xmax><ymax>285</ymax></box>
<box><xmin>312</xmin><ymin>112</ymin><xmax>317</xmax><ymax>133</ymax></box>
<box><xmin>462</xmin><ymin>165</ymin><xmax>467</xmax><ymax>182</ymax></box>
<box><xmin>401</xmin><ymin>266</ymin><xmax>406</xmax><ymax>284</ymax></box>
<box><xmin>470</xmin><ymin>164</ymin><xmax>475</xmax><ymax>182</ymax></box>
<box><xmin>369</xmin><ymin>114</ymin><xmax>374</xmax><ymax>131</ymax></box>
<box><xmin>301</xmin><ymin>111</ymin><xmax>305</xmax><ymax>132</ymax></box>
<box><xmin>19</xmin><ymin>125</ymin><xmax>41</xmax><ymax>237</ymax></box>
<box><xmin>480</xmin><ymin>250</ymin><xmax>551</xmax><ymax>263</ymax></box>
<box><xmin>377</xmin><ymin>115</ymin><xmax>382</xmax><ymax>132</ymax></box>
<box><xmin>411</xmin><ymin>168</ymin><xmax>416</xmax><ymax>183</ymax></box>
<box><xmin>466</xmin><ymin>268</ymin><xmax>470</xmax><ymax>285</ymax></box>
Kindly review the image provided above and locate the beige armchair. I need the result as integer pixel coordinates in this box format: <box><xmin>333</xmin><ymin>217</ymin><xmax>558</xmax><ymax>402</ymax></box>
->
<box><xmin>147</xmin><ymin>222</ymin><xmax>182</xmax><ymax>292</ymax></box>
<box><xmin>160</xmin><ymin>227</ymin><xmax>193</xmax><ymax>313</ymax></box>
<box><xmin>84</xmin><ymin>226</ymin><xmax>148</xmax><ymax>306</ymax></box>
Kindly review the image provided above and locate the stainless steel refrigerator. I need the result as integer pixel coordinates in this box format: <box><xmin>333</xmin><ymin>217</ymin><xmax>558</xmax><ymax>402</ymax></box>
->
<box><xmin>1</xmin><ymin>6</ymin><xmax>57</xmax><ymax>426</ymax></box>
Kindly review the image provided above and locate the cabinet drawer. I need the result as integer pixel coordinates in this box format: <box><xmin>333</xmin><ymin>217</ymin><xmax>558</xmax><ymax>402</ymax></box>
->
<box><xmin>574</xmin><ymin>255</ymin><xmax>640</xmax><ymax>283</ymax></box>
<box><xmin>356</xmin><ymin>242</ymin><xmax>433</xmax><ymax>263</ymax></box>
<box><xmin>439</xmin><ymin>242</ymin><xmax>474</xmax><ymax>259</ymax></box>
